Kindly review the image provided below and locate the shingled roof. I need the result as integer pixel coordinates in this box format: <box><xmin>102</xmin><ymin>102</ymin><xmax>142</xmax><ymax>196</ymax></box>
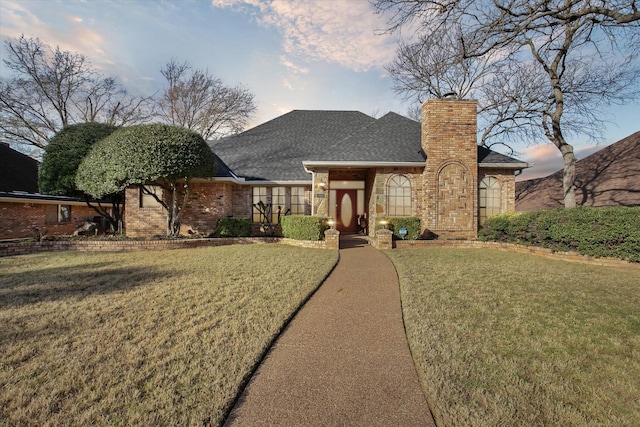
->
<box><xmin>209</xmin><ymin>110</ymin><xmax>528</xmax><ymax>181</ymax></box>
<box><xmin>516</xmin><ymin>131</ymin><xmax>640</xmax><ymax>210</ymax></box>
<box><xmin>0</xmin><ymin>143</ymin><xmax>39</xmax><ymax>193</ymax></box>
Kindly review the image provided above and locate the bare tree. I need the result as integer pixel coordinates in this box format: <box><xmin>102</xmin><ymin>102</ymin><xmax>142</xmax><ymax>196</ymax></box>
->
<box><xmin>0</xmin><ymin>35</ymin><xmax>154</xmax><ymax>154</ymax></box>
<box><xmin>375</xmin><ymin>0</ymin><xmax>640</xmax><ymax>208</ymax></box>
<box><xmin>157</xmin><ymin>59</ymin><xmax>257</xmax><ymax>140</ymax></box>
<box><xmin>388</xmin><ymin>24</ymin><xmax>500</xmax><ymax>102</ymax></box>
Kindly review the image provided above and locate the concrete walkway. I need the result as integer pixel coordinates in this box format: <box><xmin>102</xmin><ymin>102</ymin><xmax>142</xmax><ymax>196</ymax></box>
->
<box><xmin>224</xmin><ymin>235</ymin><xmax>435</xmax><ymax>426</ymax></box>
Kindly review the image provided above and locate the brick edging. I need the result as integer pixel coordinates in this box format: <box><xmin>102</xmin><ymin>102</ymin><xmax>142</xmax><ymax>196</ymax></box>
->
<box><xmin>392</xmin><ymin>239</ymin><xmax>635</xmax><ymax>267</ymax></box>
<box><xmin>0</xmin><ymin>237</ymin><xmax>333</xmax><ymax>257</ymax></box>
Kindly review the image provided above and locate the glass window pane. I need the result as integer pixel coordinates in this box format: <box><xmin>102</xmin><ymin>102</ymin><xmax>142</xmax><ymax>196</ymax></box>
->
<box><xmin>291</xmin><ymin>187</ymin><xmax>306</xmax><ymax>215</ymax></box>
<box><xmin>252</xmin><ymin>187</ymin><xmax>268</xmax><ymax>222</ymax></box>
<box><xmin>388</xmin><ymin>175</ymin><xmax>411</xmax><ymax>217</ymax></box>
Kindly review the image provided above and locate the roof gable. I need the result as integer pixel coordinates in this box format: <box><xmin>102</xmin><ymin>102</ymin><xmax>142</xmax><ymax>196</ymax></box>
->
<box><xmin>210</xmin><ymin>110</ymin><xmax>376</xmax><ymax>181</ymax></box>
<box><xmin>306</xmin><ymin>112</ymin><xmax>425</xmax><ymax>162</ymax></box>
<box><xmin>516</xmin><ymin>131</ymin><xmax>640</xmax><ymax>210</ymax></box>
<box><xmin>0</xmin><ymin>144</ymin><xmax>39</xmax><ymax>193</ymax></box>
<box><xmin>209</xmin><ymin>110</ymin><xmax>529</xmax><ymax>182</ymax></box>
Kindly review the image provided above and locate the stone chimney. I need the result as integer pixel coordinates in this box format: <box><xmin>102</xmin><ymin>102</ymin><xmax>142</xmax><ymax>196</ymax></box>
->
<box><xmin>421</xmin><ymin>99</ymin><xmax>478</xmax><ymax>240</ymax></box>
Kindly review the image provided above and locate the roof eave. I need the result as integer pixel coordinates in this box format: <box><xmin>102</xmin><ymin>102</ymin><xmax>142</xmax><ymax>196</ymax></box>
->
<box><xmin>302</xmin><ymin>161</ymin><xmax>425</xmax><ymax>168</ymax></box>
<box><xmin>480</xmin><ymin>162</ymin><xmax>532</xmax><ymax>169</ymax></box>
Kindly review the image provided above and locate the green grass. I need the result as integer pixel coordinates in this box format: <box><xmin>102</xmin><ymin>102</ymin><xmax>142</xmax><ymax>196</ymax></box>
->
<box><xmin>386</xmin><ymin>248</ymin><xmax>640</xmax><ymax>426</ymax></box>
<box><xmin>0</xmin><ymin>245</ymin><xmax>338</xmax><ymax>426</ymax></box>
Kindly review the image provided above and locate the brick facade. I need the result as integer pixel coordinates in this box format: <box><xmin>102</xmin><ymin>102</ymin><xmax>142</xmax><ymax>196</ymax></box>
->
<box><xmin>122</xmin><ymin>100</ymin><xmax>519</xmax><ymax>240</ymax></box>
<box><xmin>0</xmin><ymin>200</ymin><xmax>106</xmax><ymax>239</ymax></box>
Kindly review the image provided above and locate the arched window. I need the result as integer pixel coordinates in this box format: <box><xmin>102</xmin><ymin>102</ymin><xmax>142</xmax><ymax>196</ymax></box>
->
<box><xmin>388</xmin><ymin>175</ymin><xmax>412</xmax><ymax>216</ymax></box>
<box><xmin>479</xmin><ymin>176</ymin><xmax>501</xmax><ymax>225</ymax></box>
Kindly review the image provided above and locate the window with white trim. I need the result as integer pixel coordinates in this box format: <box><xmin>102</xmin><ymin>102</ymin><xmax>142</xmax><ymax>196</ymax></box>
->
<box><xmin>387</xmin><ymin>175</ymin><xmax>412</xmax><ymax>216</ymax></box>
<box><xmin>479</xmin><ymin>176</ymin><xmax>501</xmax><ymax>225</ymax></box>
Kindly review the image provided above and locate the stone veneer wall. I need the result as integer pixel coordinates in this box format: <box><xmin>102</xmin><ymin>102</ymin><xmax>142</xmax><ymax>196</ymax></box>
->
<box><xmin>422</xmin><ymin>99</ymin><xmax>478</xmax><ymax>240</ymax></box>
<box><xmin>313</xmin><ymin>169</ymin><xmax>330</xmax><ymax>216</ymax></box>
<box><xmin>368</xmin><ymin>167</ymin><xmax>423</xmax><ymax>237</ymax></box>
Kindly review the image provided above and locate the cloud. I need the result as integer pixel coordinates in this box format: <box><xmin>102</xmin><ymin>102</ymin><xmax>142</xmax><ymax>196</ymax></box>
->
<box><xmin>211</xmin><ymin>0</ymin><xmax>397</xmax><ymax>72</ymax></box>
<box><xmin>0</xmin><ymin>1</ymin><xmax>111</xmax><ymax>69</ymax></box>
<box><xmin>280</xmin><ymin>55</ymin><xmax>309</xmax><ymax>74</ymax></box>
<box><xmin>516</xmin><ymin>142</ymin><xmax>614</xmax><ymax>181</ymax></box>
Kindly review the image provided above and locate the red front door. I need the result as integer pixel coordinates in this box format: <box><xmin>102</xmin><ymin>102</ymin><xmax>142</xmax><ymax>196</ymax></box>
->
<box><xmin>336</xmin><ymin>190</ymin><xmax>357</xmax><ymax>233</ymax></box>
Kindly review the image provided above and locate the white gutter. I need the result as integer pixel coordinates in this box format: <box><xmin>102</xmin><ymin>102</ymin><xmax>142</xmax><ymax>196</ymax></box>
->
<box><xmin>302</xmin><ymin>160</ymin><xmax>425</xmax><ymax>168</ymax></box>
<box><xmin>479</xmin><ymin>162</ymin><xmax>532</xmax><ymax>169</ymax></box>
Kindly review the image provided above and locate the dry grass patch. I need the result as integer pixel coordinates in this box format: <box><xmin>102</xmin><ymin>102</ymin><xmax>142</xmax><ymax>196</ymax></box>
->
<box><xmin>386</xmin><ymin>248</ymin><xmax>640</xmax><ymax>426</ymax></box>
<box><xmin>0</xmin><ymin>245</ymin><xmax>337</xmax><ymax>426</ymax></box>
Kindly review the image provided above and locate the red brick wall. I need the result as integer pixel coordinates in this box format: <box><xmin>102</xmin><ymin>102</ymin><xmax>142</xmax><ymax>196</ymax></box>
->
<box><xmin>180</xmin><ymin>181</ymin><xmax>234</xmax><ymax>236</ymax></box>
<box><xmin>124</xmin><ymin>187</ymin><xmax>166</xmax><ymax>237</ymax></box>
<box><xmin>0</xmin><ymin>201</ymin><xmax>101</xmax><ymax>239</ymax></box>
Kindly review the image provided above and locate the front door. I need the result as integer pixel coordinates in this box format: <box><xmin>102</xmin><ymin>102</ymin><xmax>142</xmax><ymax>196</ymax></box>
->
<box><xmin>336</xmin><ymin>190</ymin><xmax>357</xmax><ymax>233</ymax></box>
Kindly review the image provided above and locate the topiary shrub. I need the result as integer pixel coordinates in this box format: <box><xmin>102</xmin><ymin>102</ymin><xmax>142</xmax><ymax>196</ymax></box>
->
<box><xmin>280</xmin><ymin>216</ymin><xmax>329</xmax><ymax>241</ymax></box>
<box><xmin>377</xmin><ymin>217</ymin><xmax>421</xmax><ymax>240</ymax></box>
<box><xmin>214</xmin><ymin>217</ymin><xmax>252</xmax><ymax>237</ymax></box>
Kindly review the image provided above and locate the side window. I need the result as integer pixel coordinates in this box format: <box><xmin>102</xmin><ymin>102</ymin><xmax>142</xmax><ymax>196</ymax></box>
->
<box><xmin>479</xmin><ymin>176</ymin><xmax>502</xmax><ymax>225</ymax></box>
<box><xmin>387</xmin><ymin>175</ymin><xmax>412</xmax><ymax>216</ymax></box>
<box><xmin>272</xmin><ymin>186</ymin><xmax>286</xmax><ymax>223</ymax></box>
<box><xmin>252</xmin><ymin>186</ymin><xmax>268</xmax><ymax>222</ymax></box>
<box><xmin>140</xmin><ymin>185</ymin><xmax>163</xmax><ymax>208</ymax></box>
<box><xmin>45</xmin><ymin>204</ymin><xmax>72</xmax><ymax>224</ymax></box>
<box><xmin>290</xmin><ymin>187</ymin><xmax>306</xmax><ymax>215</ymax></box>
<box><xmin>58</xmin><ymin>205</ymin><xmax>71</xmax><ymax>223</ymax></box>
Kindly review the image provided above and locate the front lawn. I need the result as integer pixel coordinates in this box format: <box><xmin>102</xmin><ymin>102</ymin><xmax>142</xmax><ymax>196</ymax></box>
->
<box><xmin>387</xmin><ymin>248</ymin><xmax>640</xmax><ymax>426</ymax></box>
<box><xmin>0</xmin><ymin>245</ymin><xmax>338</xmax><ymax>426</ymax></box>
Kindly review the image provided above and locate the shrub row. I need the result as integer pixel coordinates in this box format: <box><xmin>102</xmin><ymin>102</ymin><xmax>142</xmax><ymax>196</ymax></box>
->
<box><xmin>478</xmin><ymin>207</ymin><xmax>640</xmax><ymax>262</ymax></box>
<box><xmin>280</xmin><ymin>216</ymin><xmax>329</xmax><ymax>241</ymax></box>
<box><xmin>377</xmin><ymin>217</ymin><xmax>422</xmax><ymax>240</ymax></box>
<box><xmin>214</xmin><ymin>217</ymin><xmax>252</xmax><ymax>237</ymax></box>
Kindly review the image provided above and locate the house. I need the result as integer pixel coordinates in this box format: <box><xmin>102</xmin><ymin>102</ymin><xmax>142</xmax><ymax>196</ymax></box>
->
<box><xmin>0</xmin><ymin>143</ymin><xmax>111</xmax><ymax>239</ymax></box>
<box><xmin>124</xmin><ymin>99</ymin><xmax>530</xmax><ymax>239</ymax></box>
<box><xmin>516</xmin><ymin>131</ymin><xmax>640</xmax><ymax>210</ymax></box>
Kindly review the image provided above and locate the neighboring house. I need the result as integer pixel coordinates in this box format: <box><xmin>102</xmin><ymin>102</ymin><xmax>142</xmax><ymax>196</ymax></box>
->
<box><xmin>125</xmin><ymin>99</ymin><xmax>530</xmax><ymax>239</ymax></box>
<box><xmin>0</xmin><ymin>143</ymin><xmax>110</xmax><ymax>239</ymax></box>
<box><xmin>516</xmin><ymin>131</ymin><xmax>640</xmax><ymax>211</ymax></box>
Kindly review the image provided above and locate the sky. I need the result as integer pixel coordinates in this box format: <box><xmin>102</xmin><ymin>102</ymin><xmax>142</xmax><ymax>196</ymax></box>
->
<box><xmin>1</xmin><ymin>0</ymin><xmax>638</xmax><ymax>181</ymax></box>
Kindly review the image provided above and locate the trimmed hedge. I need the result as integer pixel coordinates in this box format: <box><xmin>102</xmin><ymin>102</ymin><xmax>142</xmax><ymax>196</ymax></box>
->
<box><xmin>214</xmin><ymin>217</ymin><xmax>252</xmax><ymax>237</ymax></box>
<box><xmin>478</xmin><ymin>207</ymin><xmax>640</xmax><ymax>262</ymax></box>
<box><xmin>377</xmin><ymin>217</ymin><xmax>421</xmax><ymax>240</ymax></box>
<box><xmin>280</xmin><ymin>216</ymin><xmax>329</xmax><ymax>241</ymax></box>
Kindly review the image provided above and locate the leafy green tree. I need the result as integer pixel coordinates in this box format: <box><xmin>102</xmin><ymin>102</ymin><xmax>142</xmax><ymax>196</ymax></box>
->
<box><xmin>76</xmin><ymin>124</ymin><xmax>217</xmax><ymax>236</ymax></box>
<box><xmin>39</xmin><ymin>122</ymin><xmax>123</xmax><ymax>232</ymax></box>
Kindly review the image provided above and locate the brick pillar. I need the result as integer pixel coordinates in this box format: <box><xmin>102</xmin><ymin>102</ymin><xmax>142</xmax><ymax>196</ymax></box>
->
<box><xmin>324</xmin><ymin>228</ymin><xmax>340</xmax><ymax>249</ymax></box>
<box><xmin>375</xmin><ymin>229</ymin><xmax>393</xmax><ymax>250</ymax></box>
<box><xmin>422</xmin><ymin>99</ymin><xmax>478</xmax><ymax>240</ymax></box>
